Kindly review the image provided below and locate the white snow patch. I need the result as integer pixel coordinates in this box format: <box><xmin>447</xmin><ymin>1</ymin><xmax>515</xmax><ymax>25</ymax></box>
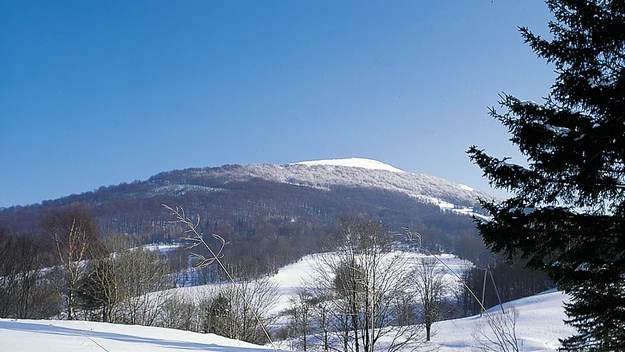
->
<box><xmin>458</xmin><ymin>184</ymin><xmax>474</xmax><ymax>192</ymax></box>
<box><xmin>293</xmin><ymin>157</ymin><xmax>405</xmax><ymax>173</ymax></box>
<box><xmin>413</xmin><ymin>195</ymin><xmax>489</xmax><ymax>220</ymax></box>
<box><xmin>142</xmin><ymin>244</ymin><xmax>182</xmax><ymax>252</ymax></box>
<box><xmin>545</xmin><ymin>124</ymin><xmax>570</xmax><ymax>137</ymax></box>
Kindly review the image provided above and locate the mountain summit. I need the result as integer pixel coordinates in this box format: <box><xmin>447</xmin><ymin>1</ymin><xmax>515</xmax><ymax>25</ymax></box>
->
<box><xmin>293</xmin><ymin>157</ymin><xmax>405</xmax><ymax>173</ymax></box>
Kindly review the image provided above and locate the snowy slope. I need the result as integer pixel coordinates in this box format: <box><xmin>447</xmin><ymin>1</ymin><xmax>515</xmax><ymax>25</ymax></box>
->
<box><xmin>0</xmin><ymin>290</ymin><xmax>573</xmax><ymax>352</ymax></box>
<box><xmin>431</xmin><ymin>290</ymin><xmax>574</xmax><ymax>351</ymax></box>
<box><xmin>160</xmin><ymin>252</ymin><xmax>472</xmax><ymax>317</ymax></box>
<box><xmin>0</xmin><ymin>318</ymin><xmax>274</xmax><ymax>352</ymax></box>
<box><xmin>266</xmin><ymin>252</ymin><xmax>471</xmax><ymax>315</ymax></box>
<box><xmin>294</xmin><ymin>158</ymin><xmax>405</xmax><ymax>173</ymax></box>
<box><xmin>267</xmin><ymin>253</ymin><xmax>573</xmax><ymax>351</ymax></box>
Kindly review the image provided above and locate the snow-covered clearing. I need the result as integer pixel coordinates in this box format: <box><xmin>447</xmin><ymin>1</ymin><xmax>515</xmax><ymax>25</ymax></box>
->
<box><xmin>268</xmin><ymin>252</ymin><xmax>470</xmax><ymax>314</ymax></box>
<box><xmin>162</xmin><ymin>251</ymin><xmax>471</xmax><ymax>315</ymax></box>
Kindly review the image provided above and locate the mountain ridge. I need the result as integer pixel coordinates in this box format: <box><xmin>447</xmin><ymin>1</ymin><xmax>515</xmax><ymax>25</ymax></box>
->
<box><xmin>1</xmin><ymin>158</ymin><xmax>495</xmax><ymax>235</ymax></box>
<box><xmin>152</xmin><ymin>158</ymin><xmax>494</xmax><ymax>206</ymax></box>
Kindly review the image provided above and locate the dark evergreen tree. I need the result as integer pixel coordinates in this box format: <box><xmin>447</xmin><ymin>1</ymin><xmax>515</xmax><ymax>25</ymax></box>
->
<box><xmin>76</xmin><ymin>260</ymin><xmax>116</xmax><ymax>322</ymax></box>
<box><xmin>468</xmin><ymin>1</ymin><xmax>625</xmax><ymax>350</ymax></box>
<box><xmin>202</xmin><ymin>293</ymin><xmax>231</xmax><ymax>335</ymax></box>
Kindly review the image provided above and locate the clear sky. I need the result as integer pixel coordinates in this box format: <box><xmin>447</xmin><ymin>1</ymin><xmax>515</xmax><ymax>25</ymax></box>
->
<box><xmin>1</xmin><ymin>1</ymin><xmax>556</xmax><ymax>208</ymax></box>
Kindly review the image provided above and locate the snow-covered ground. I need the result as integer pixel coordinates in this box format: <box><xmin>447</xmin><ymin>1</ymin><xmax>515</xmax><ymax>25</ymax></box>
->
<box><xmin>162</xmin><ymin>251</ymin><xmax>472</xmax><ymax>316</ymax></box>
<box><xmin>0</xmin><ymin>252</ymin><xmax>574</xmax><ymax>351</ymax></box>
<box><xmin>0</xmin><ymin>318</ymin><xmax>274</xmax><ymax>352</ymax></box>
<box><xmin>430</xmin><ymin>289</ymin><xmax>574</xmax><ymax>351</ymax></box>
<box><xmin>267</xmin><ymin>252</ymin><xmax>471</xmax><ymax>314</ymax></box>
<box><xmin>266</xmin><ymin>252</ymin><xmax>574</xmax><ymax>351</ymax></box>
<box><xmin>0</xmin><ymin>290</ymin><xmax>573</xmax><ymax>352</ymax></box>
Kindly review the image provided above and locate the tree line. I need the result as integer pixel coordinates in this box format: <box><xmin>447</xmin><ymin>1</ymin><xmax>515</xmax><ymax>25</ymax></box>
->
<box><xmin>0</xmin><ymin>203</ymin><xmax>172</xmax><ymax>323</ymax></box>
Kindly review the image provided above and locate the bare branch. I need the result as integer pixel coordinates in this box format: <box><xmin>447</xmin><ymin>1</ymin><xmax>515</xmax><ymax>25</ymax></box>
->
<box><xmin>163</xmin><ymin>204</ymin><xmax>278</xmax><ymax>352</ymax></box>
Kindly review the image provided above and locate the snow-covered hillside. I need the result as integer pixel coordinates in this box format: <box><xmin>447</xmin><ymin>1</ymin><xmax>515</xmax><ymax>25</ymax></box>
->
<box><xmin>159</xmin><ymin>251</ymin><xmax>471</xmax><ymax>316</ymax></box>
<box><xmin>431</xmin><ymin>290</ymin><xmax>574</xmax><ymax>351</ymax></box>
<box><xmin>267</xmin><ymin>252</ymin><xmax>471</xmax><ymax>315</ymax></box>
<box><xmin>179</xmin><ymin>158</ymin><xmax>496</xmax><ymax>215</ymax></box>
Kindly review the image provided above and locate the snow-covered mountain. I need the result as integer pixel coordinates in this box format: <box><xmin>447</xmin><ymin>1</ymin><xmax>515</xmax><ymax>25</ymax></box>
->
<box><xmin>170</xmin><ymin>157</ymin><xmax>495</xmax><ymax>217</ymax></box>
<box><xmin>0</xmin><ymin>157</ymin><xmax>496</xmax><ymax>246</ymax></box>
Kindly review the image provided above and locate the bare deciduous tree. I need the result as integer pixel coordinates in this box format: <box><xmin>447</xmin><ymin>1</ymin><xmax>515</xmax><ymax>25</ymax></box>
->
<box><xmin>78</xmin><ymin>236</ymin><xmax>172</xmax><ymax>325</ymax></box>
<box><xmin>113</xmin><ymin>246</ymin><xmax>172</xmax><ymax>325</ymax></box>
<box><xmin>311</xmin><ymin>218</ymin><xmax>426</xmax><ymax>352</ymax></box>
<box><xmin>413</xmin><ymin>258</ymin><xmax>448</xmax><ymax>341</ymax></box>
<box><xmin>164</xmin><ymin>204</ymin><xmax>279</xmax><ymax>349</ymax></box>
<box><xmin>41</xmin><ymin>203</ymin><xmax>104</xmax><ymax>320</ymax></box>
<box><xmin>201</xmin><ymin>276</ymin><xmax>279</xmax><ymax>344</ymax></box>
<box><xmin>285</xmin><ymin>287</ymin><xmax>315</xmax><ymax>351</ymax></box>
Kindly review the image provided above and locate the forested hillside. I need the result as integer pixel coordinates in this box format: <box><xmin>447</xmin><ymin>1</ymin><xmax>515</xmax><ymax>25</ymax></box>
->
<box><xmin>0</xmin><ymin>162</ymin><xmax>491</xmax><ymax>272</ymax></box>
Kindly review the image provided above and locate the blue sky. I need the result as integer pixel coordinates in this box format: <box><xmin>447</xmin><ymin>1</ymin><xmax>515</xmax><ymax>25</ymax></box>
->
<box><xmin>1</xmin><ymin>1</ymin><xmax>555</xmax><ymax>208</ymax></box>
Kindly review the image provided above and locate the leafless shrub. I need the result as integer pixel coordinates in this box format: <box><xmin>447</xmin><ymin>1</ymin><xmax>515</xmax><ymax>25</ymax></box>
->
<box><xmin>79</xmin><ymin>236</ymin><xmax>172</xmax><ymax>325</ymax></box>
<box><xmin>200</xmin><ymin>276</ymin><xmax>279</xmax><ymax>344</ymax></box>
<box><xmin>473</xmin><ymin>307</ymin><xmax>522</xmax><ymax>352</ymax></box>
<box><xmin>160</xmin><ymin>292</ymin><xmax>200</xmax><ymax>331</ymax></box>
<box><xmin>112</xmin><ymin>246</ymin><xmax>172</xmax><ymax>325</ymax></box>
